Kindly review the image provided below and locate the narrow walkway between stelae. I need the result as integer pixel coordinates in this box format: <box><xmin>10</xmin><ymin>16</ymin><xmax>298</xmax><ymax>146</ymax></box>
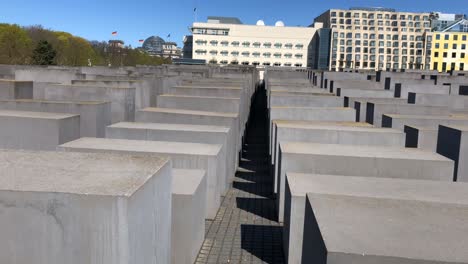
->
<box><xmin>195</xmin><ymin>85</ymin><xmax>285</xmax><ymax>264</ymax></box>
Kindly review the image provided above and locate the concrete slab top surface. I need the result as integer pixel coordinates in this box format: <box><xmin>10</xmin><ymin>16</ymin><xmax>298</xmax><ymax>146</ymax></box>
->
<box><xmin>159</xmin><ymin>94</ymin><xmax>240</xmax><ymax>100</ymax></box>
<box><xmin>269</xmin><ymin>92</ymin><xmax>334</xmax><ymax>97</ymax></box>
<box><xmin>61</xmin><ymin>137</ymin><xmax>222</xmax><ymax>156</ymax></box>
<box><xmin>53</xmin><ymin>84</ymin><xmax>135</xmax><ymax>90</ymax></box>
<box><xmin>172</xmin><ymin>169</ymin><xmax>205</xmax><ymax>195</ymax></box>
<box><xmin>385</xmin><ymin>114</ymin><xmax>468</xmax><ymax>120</ymax></box>
<box><xmin>348</xmin><ymin>97</ymin><xmax>407</xmax><ymax>102</ymax></box>
<box><xmin>404</xmin><ymin>125</ymin><xmax>438</xmax><ymax>131</ymax></box>
<box><xmin>174</xmin><ymin>85</ymin><xmax>242</xmax><ymax>90</ymax></box>
<box><xmin>276</xmin><ymin>122</ymin><xmax>401</xmax><ymax>133</ymax></box>
<box><xmin>109</xmin><ymin>122</ymin><xmax>230</xmax><ymax>133</ymax></box>
<box><xmin>0</xmin><ymin>109</ymin><xmax>78</xmax><ymax>119</ymax></box>
<box><xmin>0</xmin><ymin>99</ymin><xmax>110</xmax><ymax>105</ymax></box>
<box><xmin>140</xmin><ymin>107</ymin><xmax>238</xmax><ymax>118</ymax></box>
<box><xmin>271</xmin><ymin>106</ymin><xmax>350</xmax><ymax>110</ymax></box>
<box><xmin>306</xmin><ymin>193</ymin><xmax>468</xmax><ymax>262</ymax></box>
<box><xmin>273</xmin><ymin>120</ymin><xmax>373</xmax><ymax>127</ymax></box>
<box><xmin>0</xmin><ymin>149</ymin><xmax>169</xmax><ymax>196</ymax></box>
<box><xmin>289</xmin><ymin>173</ymin><xmax>468</xmax><ymax>205</ymax></box>
<box><xmin>281</xmin><ymin>142</ymin><xmax>450</xmax><ymax>161</ymax></box>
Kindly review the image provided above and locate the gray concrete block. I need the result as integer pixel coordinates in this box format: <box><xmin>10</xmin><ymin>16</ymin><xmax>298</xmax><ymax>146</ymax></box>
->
<box><xmin>170</xmin><ymin>86</ymin><xmax>243</xmax><ymax>98</ymax></box>
<box><xmin>0</xmin><ymin>79</ymin><xmax>33</xmax><ymax>99</ymax></box>
<box><xmin>366</xmin><ymin>102</ymin><xmax>449</xmax><ymax>127</ymax></box>
<box><xmin>0</xmin><ymin>99</ymin><xmax>111</xmax><ymax>137</ymax></box>
<box><xmin>337</xmin><ymin>87</ymin><xmax>394</xmax><ymax>98</ymax></box>
<box><xmin>0</xmin><ymin>150</ymin><xmax>172</xmax><ymax>264</ymax></box>
<box><xmin>302</xmin><ymin>193</ymin><xmax>468</xmax><ymax>263</ymax></box>
<box><xmin>437</xmin><ymin>125</ymin><xmax>468</xmax><ymax>182</ymax></box>
<box><xmin>345</xmin><ymin>97</ymin><xmax>407</xmax><ymax>122</ymax></box>
<box><xmin>404</xmin><ymin>125</ymin><xmax>438</xmax><ymax>151</ymax></box>
<box><xmin>58</xmin><ymin>137</ymin><xmax>224</xmax><ymax>219</ymax></box>
<box><xmin>272</xmin><ymin>123</ymin><xmax>405</xmax><ymax>198</ymax></box>
<box><xmin>0</xmin><ymin>110</ymin><xmax>80</xmax><ymax>150</ymax></box>
<box><xmin>382</xmin><ymin>114</ymin><xmax>468</xmax><ymax>130</ymax></box>
<box><xmin>172</xmin><ymin>169</ymin><xmax>206</xmax><ymax>264</ymax></box>
<box><xmin>269</xmin><ymin>93</ymin><xmax>341</xmax><ymax>107</ymax></box>
<box><xmin>277</xmin><ymin>142</ymin><xmax>454</xmax><ymax>223</ymax></box>
<box><xmin>40</xmin><ymin>84</ymin><xmax>136</xmax><ymax>123</ymax></box>
<box><xmin>284</xmin><ymin>173</ymin><xmax>468</xmax><ymax>264</ymax></box>
<box><xmin>136</xmin><ymin>107</ymin><xmax>241</xmax><ymax>155</ymax></box>
<box><xmin>106</xmin><ymin>122</ymin><xmax>236</xmax><ymax>184</ymax></box>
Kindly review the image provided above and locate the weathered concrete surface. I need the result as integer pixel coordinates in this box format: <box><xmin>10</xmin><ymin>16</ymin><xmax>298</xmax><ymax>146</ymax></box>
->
<box><xmin>272</xmin><ymin>122</ymin><xmax>405</xmax><ymax>195</ymax></box>
<box><xmin>38</xmin><ymin>84</ymin><xmax>136</xmax><ymax>123</ymax></box>
<box><xmin>276</xmin><ymin>142</ymin><xmax>454</xmax><ymax>223</ymax></box>
<box><xmin>0</xmin><ymin>79</ymin><xmax>33</xmax><ymax>99</ymax></box>
<box><xmin>347</xmin><ymin>97</ymin><xmax>407</xmax><ymax>122</ymax></box>
<box><xmin>170</xmin><ymin>85</ymin><xmax>243</xmax><ymax>98</ymax></box>
<box><xmin>136</xmin><ymin>107</ymin><xmax>241</xmax><ymax>154</ymax></box>
<box><xmin>284</xmin><ymin>173</ymin><xmax>468</xmax><ymax>264</ymax></box>
<box><xmin>269</xmin><ymin>93</ymin><xmax>341</xmax><ymax>107</ymax></box>
<box><xmin>366</xmin><ymin>102</ymin><xmax>449</xmax><ymax>127</ymax></box>
<box><xmin>336</xmin><ymin>87</ymin><xmax>394</xmax><ymax>98</ymax></box>
<box><xmin>302</xmin><ymin>193</ymin><xmax>468</xmax><ymax>263</ymax></box>
<box><xmin>58</xmin><ymin>137</ymin><xmax>224</xmax><ymax>219</ymax></box>
<box><xmin>0</xmin><ymin>150</ymin><xmax>172</xmax><ymax>264</ymax></box>
<box><xmin>382</xmin><ymin>114</ymin><xmax>468</xmax><ymax>130</ymax></box>
<box><xmin>0</xmin><ymin>99</ymin><xmax>111</xmax><ymax>137</ymax></box>
<box><xmin>0</xmin><ymin>110</ymin><xmax>80</xmax><ymax>150</ymax></box>
<box><xmin>404</xmin><ymin>125</ymin><xmax>438</xmax><ymax>151</ymax></box>
<box><xmin>172</xmin><ymin>169</ymin><xmax>206</xmax><ymax>264</ymax></box>
<box><xmin>106</xmin><ymin>122</ymin><xmax>236</xmax><ymax>182</ymax></box>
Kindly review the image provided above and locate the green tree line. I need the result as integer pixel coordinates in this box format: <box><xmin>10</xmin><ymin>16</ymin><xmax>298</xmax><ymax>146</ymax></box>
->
<box><xmin>0</xmin><ymin>24</ymin><xmax>171</xmax><ymax>66</ymax></box>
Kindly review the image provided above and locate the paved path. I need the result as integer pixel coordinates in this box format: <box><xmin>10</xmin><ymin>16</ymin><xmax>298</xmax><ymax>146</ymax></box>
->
<box><xmin>195</xmin><ymin>87</ymin><xmax>285</xmax><ymax>264</ymax></box>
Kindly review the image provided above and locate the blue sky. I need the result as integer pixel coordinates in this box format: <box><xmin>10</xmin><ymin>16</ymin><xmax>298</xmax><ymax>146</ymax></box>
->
<box><xmin>2</xmin><ymin>0</ymin><xmax>467</xmax><ymax>47</ymax></box>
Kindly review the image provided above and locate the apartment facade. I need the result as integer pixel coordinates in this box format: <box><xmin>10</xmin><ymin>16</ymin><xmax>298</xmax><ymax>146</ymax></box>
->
<box><xmin>429</xmin><ymin>19</ymin><xmax>468</xmax><ymax>72</ymax></box>
<box><xmin>312</xmin><ymin>8</ymin><xmax>432</xmax><ymax>71</ymax></box>
<box><xmin>191</xmin><ymin>17</ymin><xmax>320</xmax><ymax>67</ymax></box>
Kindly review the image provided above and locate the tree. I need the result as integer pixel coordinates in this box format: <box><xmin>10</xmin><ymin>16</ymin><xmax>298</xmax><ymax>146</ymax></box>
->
<box><xmin>32</xmin><ymin>40</ymin><xmax>56</xmax><ymax>65</ymax></box>
<box><xmin>0</xmin><ymin>24</ymin><xmax>32</xmax><ymax>64</ymax></box>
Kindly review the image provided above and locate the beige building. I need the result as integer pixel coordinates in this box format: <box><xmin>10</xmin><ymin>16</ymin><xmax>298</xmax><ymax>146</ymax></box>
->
<box><xmin>313</xmin><ymin>8</ymin><xmax>432</xmax><ymax>71</ymax></box>
<box><xmin>191</xmin><ymin>16</ymin><xmax>321</xmax><ymax>67</ymax></box>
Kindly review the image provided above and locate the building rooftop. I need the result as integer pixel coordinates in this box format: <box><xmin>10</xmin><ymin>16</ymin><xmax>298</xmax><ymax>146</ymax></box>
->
<box><xmin>207</xmin><ymin>16</ymin><xmax>243</xmax><ymax>25</ymax></box>
<box><xmin>349</xmin><ymin>7</ymin><xmax>396</xmax><ymax>12</ymax></box>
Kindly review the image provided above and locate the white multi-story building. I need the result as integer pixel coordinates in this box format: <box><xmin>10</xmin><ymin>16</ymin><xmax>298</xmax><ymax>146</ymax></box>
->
<box><xmin>191</xmin><ymin>16</ymin><xmax>321</xmax><ymax>67</ymax></box>
<box><xmin>312</xmin><ymin>7</ymin><xmax>432</xmax><ymax>71</ymax></box>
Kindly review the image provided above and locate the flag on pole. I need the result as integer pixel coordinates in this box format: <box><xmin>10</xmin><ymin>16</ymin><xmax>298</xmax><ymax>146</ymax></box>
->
<box><xmin>112</xmin><ymin>31</ymin><xmax>118</xmax><ymax>35</ymax></box>
<box><xmin>139</xmin><ymin>39</ymin><xmax>144</xmax><ymax>43</ymax></box>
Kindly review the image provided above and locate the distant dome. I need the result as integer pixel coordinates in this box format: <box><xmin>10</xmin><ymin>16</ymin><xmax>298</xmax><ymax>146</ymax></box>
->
<box><xmin>256</xmin><ymin>20</ymin><xmax>265</xmax><ymax>26</ymax></box>
<box><xmin>142</xmin><ymin>36</ymin><xmax>165</xmax><ymax>55</ymax></box>
<box><xmin>275</xmin><ymin>21</ymin><xmax>285</xmax><ymax>27</ymax></box>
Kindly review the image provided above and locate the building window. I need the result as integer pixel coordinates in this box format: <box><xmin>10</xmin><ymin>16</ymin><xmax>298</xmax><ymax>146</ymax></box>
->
<box><xmin>435</xmin><ymin>43</ymin><xmax>439</xmax><ymax>49</ymax></box>
<box><xmin>231</xmin><ymin>51</ymin><xmax>239</xmax><ymax>57</ymax></box>
<box><xmin>331</xmin><ymin>12</ymin><xmax>337</xmax><ymax>17</ymax></box>
<box><xmin>231</xmin><ymin>60</ymin><xmax>238</xmax><ymax>65</ymax></box>
<box><xmin>284</xmin><ymin>53</ymin><xmax>292</xmax><ymax>58</ymax></box>
<box><xmin>231</xmin><ymin>41</ymin><xmax>239</xmax><ymax>47</ymax></box>
<box><xmin>434</xmin><ymin>52</ymin><xmax>439</xmax><ymax>58</ymax></box>
<box><xmin>463</xmin><ymin>36</ymin><xmax>467</xmax><ymax>41</ymax></box>
<box><xmin>241</xmin><ymin>51</ymin><xmax>250</xmax><ymax>57</ymax></box>
<box><xmin>453</xmin><ymin>44</ymin><xmax>458</xmax><ymax>49</ymax></box>
<box><xmin>284</xmin><ymin>63</ymin><xmax>292</xmax><ymax>67</ymax></box>
<box><xmin>252</xmin><ymin>52</ymin><xmax>260</xmax><ymax>58</ymax></box>
<box><xmin>195</xmin><ymin>49</ymin><xmax>207</xmax><ymax>55</ymax></box>
<box><xmin>221</xmin><ymin>41</ymin><xmax>229</xmax><ymax>47</ymax></box>
<box><xmin>295</xmin><ymin>44</ymin><xmax>304</xmax><ymax>49</ymax></box>
<box><xmin>274</xmin><ymin>53</ymin><xmax>281</xmax><ymax>58</ymax></box>
<box><xmin>462</xmin><ymin>44</ymin><xmax>466</xmax><ymax>50</ymax></box>
<box><xmin>285</xmin><ymin>43</ymin><xmax>293</xmax><ymax>49</ymax></box>
<box><xmin>242</xmin><ymin>41</ymin><xmax>250</xmax><ymax>47</ymax></box>
<box><xmin>253</xmin><ymin>42</ymin><xmax>261</xmax><ymax>48</ymax></box>
<box><xmin>252</xmin><ymin>61</ymin><xmax>260</xmax><ymax>66</ymax></box>
<box><xmin>274</xmin><ymin>43</ymin><xmax>282</xmax><ymax>49</ymax></box>
<box><xmin>454</xmin><ymin>35</ymin><xmax>459</xmax><ymax>41</ymax></box>
<box><xmin>263</xmin><ymin>52</ymin><xmax>271</xmax><ymax>58</ymax></box>
<box><xmin>444</xmin><ymin>43</ymin><xmax>449</xmax><ymax>49</ymax></box>
<box><xmin>273</xmin><ymin>62</ymin><xmax>281</xmax><ymax>66</ymax></box>
<box><xmin>220</xmin><ymin>51</ymin><xmax>228</xmax><ymax>56</ymax></box>
<box><xmin>462</xmin><ymin>53</ymin><xmax>466</xmax><ymax>59</ymax></box>
<box><xmin>453</xmin><ymin>52</ymin><xmax>457</xmax><ymax>58</ymax></box>
<box><xmin>241</xmin><ymin>61</ymin><xmax>249</xmax><ymax>65</ymax></box>
<box><xmin>263</xmin><ymin>42</ymin><xmax>272</xmax><ymax>48</ymax></box>
<box><xmin>295</xmin><ymin>54</ymin><xmax>303</xmax><ymax>59</ymax></box>
<box><xmin>263</xmin><ymin>62</ymin><xmax>270</xmax><ymax>66</ymax></box>
<box><xmin>210</xmin><ymin>40</ymin><xmax>218</xmax><ymax>46</ymax></box>
<box><xmin>294</xmin><ymin>63</ymin><xmax>303</xmax><ymax>67</ymax></box>
<box><xmin>209</xmin><ymin>50</ymin><xmax>218</xmax><ymax>55</ymax></box>
<box><xmin>195</xmin><ymin>40</ymin><xmax>207</xmax><ymax>45</ymax></box>
<box><xmin>220</xmin><ymin>60</ymin><xmax>228</xmax><ymax>64</ymax></box>
<box><xmin>436</xmin><ymin>34</ymin><xmax>440</xmax><ymax>40</ymax></box>
<box><xmin>460</xmin><ymin>63</ymin><xmax>464</xmax><ymax>71</ymax></box>
<box><xmin>445</xmin><ymin>34</ymin><xmax>450</xmax><ymax>40</ymax></box>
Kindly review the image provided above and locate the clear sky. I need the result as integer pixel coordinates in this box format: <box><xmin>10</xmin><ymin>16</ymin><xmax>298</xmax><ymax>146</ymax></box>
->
<box><xmin>2</xmin><ymin>0</ymin><xmax>467</xmax><ymax>47</ymax></box>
